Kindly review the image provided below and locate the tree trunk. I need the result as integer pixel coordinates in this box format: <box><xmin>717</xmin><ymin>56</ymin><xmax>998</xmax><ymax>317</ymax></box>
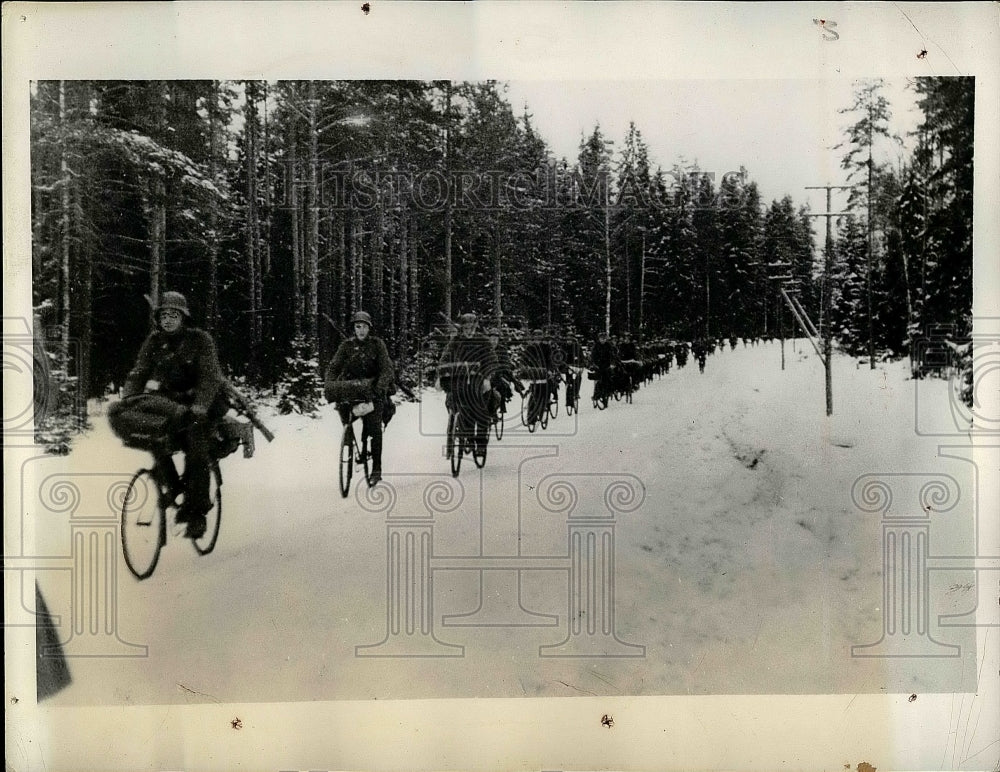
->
<box><xmin>704</xmin><ymin>244</ymin><xmax>711</xmax><ymax>339</ymax></box>
<box><xmin>244</xmin><ymin>82</ymin><xmax>262</xmax><ymax>380</ymax></box>
<box><xmin>604</xmin><ymin>180</ymin><xmax>611</xmax><ymax>335</ymax></box>
<box><xmin>866</xmin><ymin>113</ymin><xmax>875</xmax><ymax>369</ymax></box>
<box><xmin>410</xmin><ymin>221</ymin><xmax>419</xmax><ymax>356</ymax></box>
<box><xmin>626</xmin><ymin>235</ymin><xmax>632</xmax><ymax>333</ymax></box>
<box><xmin>493</xmin><ymin>229</ymin><xmax>502</xmax><ymax>328</ymax></box>
<box><xmin>149</xmin><ymin>176</ymin><xmax>165</xmax><ymax>316</ymax></box>
<box><xmin>399</xmin><ymin>211</ymin><xmax>409</xmax><ymax>359</ymax></box>
<box><xmin>443</xmin><ymin>81</ymin><xmax>453</xmax><ymax>321</ymax></box>
<box><xmin>351</xmin><ymin>212</ymin><xmax>362</xmax><ymax>310</ymax></box>
<box><xmin>374</xmin><ymin>197</ymin><xmax>385</xmax><ymax>321</ymax></box>
<box><xmin>306</xmin><ymin>81</ymin><xmax>320</xmax><ymax>353</ymax></box>
<box><xmin>639</xmin><ymin>232</ymin><xmax>646</xmax><ymax>337</ymax></box>
<box><xmin>289</xmin><ymin>82</ymin><xmax>302</xmax><ymax>339</ymax></box>
<box><xmin>74</xmin><ymin>179</ymin><xmax>93</xmax><ymax>410</ymax></box>
<box><xmin>262</xmin><ymin>80</ymin><xmax>272</xmax><ymax>276</ymax></box>
<box><xmin>338</xmin><ymin>212</ymin><xmax>347</xmax><ymax>328</ymax></box>
<box><xmin>205</xmin><ymin>80</ymin><xmax>220</xmax><ymax>334</ymax></box>
<box><xmin>58</xmin><ymin>81</ymin><xmax>72</xmax><ymax>365</ymax></box>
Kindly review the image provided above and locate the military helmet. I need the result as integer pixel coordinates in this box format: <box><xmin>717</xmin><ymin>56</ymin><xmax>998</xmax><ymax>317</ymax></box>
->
<box><xmin>157</xmin><ymin>291</ymin><xmax>190</xmax><ymax>317</ymax></box>
<box><xmin>351</xmin><ymin>310</ymin><xmax>373</xmax><ymax>327</ymax></box>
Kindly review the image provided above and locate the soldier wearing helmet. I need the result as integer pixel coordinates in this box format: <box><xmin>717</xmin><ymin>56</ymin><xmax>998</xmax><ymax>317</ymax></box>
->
<box><xmin>483</xmin><ymin>325</ymin><xmax>521</xmax><ymax>414</ymax></box>
<box><xmin>440</xmin><ymin>311</ymin><xmax>493</xmax><ymax>452</ymax></box>
<box><xmin>324</xmin><ymin>310</ymin><xmax>394</xmax><ymax>484</ymax></box>
<box><xmin>112</xmin><ymin>291</ymin><xmax>225</xmax><ymax>538</ymax></box>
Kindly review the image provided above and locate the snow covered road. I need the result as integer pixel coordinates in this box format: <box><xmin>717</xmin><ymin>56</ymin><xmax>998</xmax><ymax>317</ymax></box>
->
<box><xmin>30</xmin><ymin>340</ymin><xmax>980</xmax><ymax>705</ymax></box>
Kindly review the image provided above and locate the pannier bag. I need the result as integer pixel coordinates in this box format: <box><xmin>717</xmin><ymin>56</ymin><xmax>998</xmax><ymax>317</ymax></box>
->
<box><xmin>325</xmin><ymin>378</ymin><xmax>372</xmax><ymax>404</ymax></box>
<box><xmin>352</xmin><ymin>401</ymin><xmax>375</xmax><ymax>417</ymax></box>
<box><xmin>108</xmin><ymin>393</ymin><xmax>186</xmax><ymax>451</ymax></box>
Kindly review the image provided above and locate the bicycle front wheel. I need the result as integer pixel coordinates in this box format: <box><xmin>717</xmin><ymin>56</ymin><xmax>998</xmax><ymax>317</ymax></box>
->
<box><xmin>359</xmin><ymin>430</ymin><xmax>372</xmax><ymax>485</ymax></box>
<box><xmin>192</xmin><ymin>462</ymin><xmax>222</xmax><ymax>556</ymax></box>
<box><xmin>548</xmin><ymin>387</ymin><xmax>559</xmax><ymax>419</ymax></box>
<box><xmin>339</xmin><ymin>424</ymin><xmax>354</xmax><ymax>498</ymax></box>
<box><xmin>121</xmin><ymin>469</ymin><xmax>165</xmax><ymax>580</ymax></box>
<box><xmin>494</xmin><ymin>404</ymin><xmax>505</xmax><ymax>441</ymax></box>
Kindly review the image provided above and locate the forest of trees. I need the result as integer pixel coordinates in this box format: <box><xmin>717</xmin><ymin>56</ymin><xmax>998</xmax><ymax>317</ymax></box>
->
<box><xmin>28</xmin><ymin>78</ymin><xmax>974</xmax><ymax>438</ymax></box>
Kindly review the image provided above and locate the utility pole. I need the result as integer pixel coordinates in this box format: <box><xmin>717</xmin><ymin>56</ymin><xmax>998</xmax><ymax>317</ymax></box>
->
<box><xmin>805</xmin><ymin>184</ymin><xmax>853</xmax><ymax>416</ymax></box>
<box><xmin>866</xmin><ymin>110</ymin><xmax>876</xmax><ymax>370</ymax></box>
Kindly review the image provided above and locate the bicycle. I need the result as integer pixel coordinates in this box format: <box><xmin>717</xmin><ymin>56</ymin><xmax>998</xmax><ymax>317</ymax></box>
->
<box><xmin>442</xmin><ymin>362</ymin><xmax>488</xmax><ymax>477</ymax></box>
<box><xmin>490</xmin><ymin>388</ymin><xmax>506</xmax><ymax>441</ymax></box>
<box><xmin>338</xmin><ymin>405</ymin><xmax>373</xmax><ymax>498</ymax></box>
<box><xmin>589</xmin><ymin>368</ymin><xmax>610</xmax><ymax>411</ymax></box>
<box><xmin>519</xmin><ymin>368</ymin><xmax>550</xmax><ymax>432</ymax></box>
<box><xmin>621</xmin><ymin>359</ymin><xmax>642</xmax><ymax>404</ymax></box>
<box><xmin>564</xmin><ymin>367</ymin><xmax>582</xmax><ymax>416</ymax></box>
<box><xmin>547</xmin><ymin>373</ymin><xmax>561</xmax><ymax>420</ymax></box>
<box><xmin>120</xmin><ymin>416</ymin><xmax>250</xmax><ymax>580</ymax></box>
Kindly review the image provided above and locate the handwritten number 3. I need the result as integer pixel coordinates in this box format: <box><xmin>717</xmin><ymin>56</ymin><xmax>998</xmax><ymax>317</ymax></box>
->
<box><xmin>813</xmin><ymin>18</ymin><xmax>840</xmax><ymax>42</ymax></box>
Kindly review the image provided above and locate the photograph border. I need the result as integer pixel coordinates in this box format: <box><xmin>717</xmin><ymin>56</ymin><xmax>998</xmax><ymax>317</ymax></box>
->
<box><xmin>5</xmin><ymin>2</ymin><xmax>999</xmax><ymax>770</ymax></box>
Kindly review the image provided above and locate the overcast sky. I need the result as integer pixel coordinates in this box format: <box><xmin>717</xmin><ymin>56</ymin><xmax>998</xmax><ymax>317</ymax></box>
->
<box><xmin>504</xmin><ymin>78</ymin><xmax>922</xmax><ymax>218</ymax></box>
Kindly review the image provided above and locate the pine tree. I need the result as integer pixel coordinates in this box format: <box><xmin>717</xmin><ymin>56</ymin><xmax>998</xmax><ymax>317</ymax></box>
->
<box><xmin>276</xmin><ymin>335</ymin><xmax>322</xmax><ymax>416</ymax></box>
<box><xmin>836</xmin><ymin>78</ymin><xmax>901</xmax><ymax>366</ymax></box>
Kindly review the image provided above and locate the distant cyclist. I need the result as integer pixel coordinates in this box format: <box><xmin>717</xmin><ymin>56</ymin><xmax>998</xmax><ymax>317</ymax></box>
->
<box><xmin>618</xmin><ymin>332</ymin><xmax>641</xmax><ymax>395</ymax></box>
<box><xmin>324</xmin><ymin>310</ymin><xmax>394</xmax><ymax>485</ymax></box>
<box><xmin>521</xmin><ymin>328</ymin><xmax>554</xmax><ymax>425</ymax></box>
<box><xmin>484</xmin><ymin>326</ymin><xmax>520</xmax><ymax>417</ymax></box>
<box><xmin>561</xmin><ymin>330</ymin><xmax>584</xmax><ymax>410</ymax></box>
<box><xmin>589</xmin><ymin>329</ymin><xmax>617</xmax><ymax>405</ymax></box>
<box><xmin>441</xmin><ymin>312</ymin><xmax>493</xmax><ymax>453</ymax></box>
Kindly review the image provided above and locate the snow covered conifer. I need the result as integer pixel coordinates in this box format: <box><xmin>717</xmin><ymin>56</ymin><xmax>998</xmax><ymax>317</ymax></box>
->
<box><xmin>276</xmin><ymin>334</ymin><xmax>322</xmax><ymax>416</ymax></box>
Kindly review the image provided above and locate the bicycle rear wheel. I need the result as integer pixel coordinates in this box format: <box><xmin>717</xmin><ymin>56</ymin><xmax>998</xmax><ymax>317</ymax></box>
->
<box><xmin>548</xmin><ymin>385</ymin><xmax>559</xmax><ymax>419</ymax></box>
<box><xmin>121</xmin><ymin>469</ymin><xmax>165</xmax><ymax>580</ymax></box>
<box><xmin>192</xmin><ymin>462</ymin><xmax>222</xmax><ymax>555</ymax></box>
<box><xmin>339</xmin><ymin>424</ymin><xmax>354</xmax><ymax>498</ymax></box>
<box><xmin>494</xmin><ymin>403</ymin><xmax>505</xmax><ymax>440</ymax></box>
<box><xmin>524</xmin><ymin>390</ymin><xmax>539</xmax><ymax>433</ymax></box>
<box><xmin>473</xmin><ymin>424</ymin><xmax>488</xmax><ymax>468</ymax></box>
<box><xmin>448</xmin><ymin>412</ymin><xmax>462</xmax><ymax>477</ymax></box>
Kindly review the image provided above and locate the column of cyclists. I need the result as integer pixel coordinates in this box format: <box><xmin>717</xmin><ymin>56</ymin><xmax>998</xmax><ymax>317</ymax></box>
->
<box><xmin>110</xmin><ymin>291</ymin><xmax>740</xmax><ymax>580</ymax></box>
<box><xmin>425</xmin><ymin>314</ymin><xmax>684</xmax><ymax>479</ymax></box>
